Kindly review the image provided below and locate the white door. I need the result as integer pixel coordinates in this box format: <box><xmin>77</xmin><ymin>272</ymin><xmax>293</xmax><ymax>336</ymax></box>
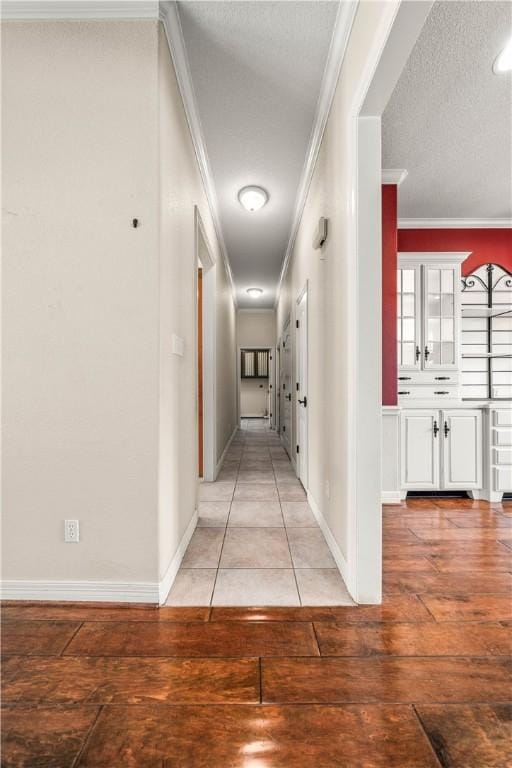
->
<box><xmin>296</xmin><ymin>288</ymin><xmax>308</xmax><ymax>488</ymax></box>
<box><xmin>442</xmin><ymin>409</ymin><xmax>482</xmax><ymax>489</ymax></box>
<box><xmin>401</xmin><ymin>410</ymin><xmax>440</xmax><ymax>489</ymax></box>
<box><xmin>423</xmin><ymin>264</ymin><xmax>460</xmax><ymax>371</ymax></box>
<box><xmin>268</xmin><ymin>349</ymin><xmax>275</xmax><ymax>428</ymax></box>
<box><xmin>281</xmin><ymin>324</ymin><xmax>293</xmax><ymax>457</ymax></box>
<box><xmin>397</xmin><ymin>264</ymin><xmax>421</xmax><ymax>372</ymax></box>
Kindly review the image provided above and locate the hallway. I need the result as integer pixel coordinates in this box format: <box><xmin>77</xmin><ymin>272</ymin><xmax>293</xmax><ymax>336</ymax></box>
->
<box><xmin>167</xmin><ymin>421</ymin><xmax>352</xmax><ymax>606</ymax></box>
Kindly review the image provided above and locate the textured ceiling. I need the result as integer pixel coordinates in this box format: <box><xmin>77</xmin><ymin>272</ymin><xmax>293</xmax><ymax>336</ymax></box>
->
<box><xmin>177</xmin><ymin>0</ymin><xmax>340</xmax><ymax>307</ymax></box>
<box><xmin>383</xmin><ymin>1</ymin><xmax>512</xmax><ymax>221</ymax></box>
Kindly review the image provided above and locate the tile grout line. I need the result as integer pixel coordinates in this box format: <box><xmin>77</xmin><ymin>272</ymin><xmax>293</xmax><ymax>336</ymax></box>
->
<box><xmin>274</xmin><ymin>449</ymin><xmax>303</xmax><ymax>607</ymax></box>
<box><xmin>210</xmin><ymin>429</ymin><xmax>243</xmax><ymax>606</ymax></box>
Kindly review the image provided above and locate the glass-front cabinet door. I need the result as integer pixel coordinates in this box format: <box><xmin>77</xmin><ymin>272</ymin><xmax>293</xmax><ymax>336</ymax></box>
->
<box><xmin>423</xmin><ymin>264</ymin><xmax>459</xmax><ymax>370</ymax></box>
<box><xmin>397</xmin><ymin>265</ymin><xmax>421</xmax><ymax>370</ymax></box>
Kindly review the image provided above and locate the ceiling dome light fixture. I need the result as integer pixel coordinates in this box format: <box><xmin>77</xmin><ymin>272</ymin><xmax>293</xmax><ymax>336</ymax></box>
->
<box><xmin>238</xmin><ymin>185</ymin><xmax>269</xmax><ymax>212</ymax></box>
<box><xmin>493</xmin><ymin>35</ymin><xmax>512</xmax><ymax>73</ymax></box>
<box><xmin>246</xmin><ymin>287</ymin><xmax>263</xmax><ymax>298</ymax></box>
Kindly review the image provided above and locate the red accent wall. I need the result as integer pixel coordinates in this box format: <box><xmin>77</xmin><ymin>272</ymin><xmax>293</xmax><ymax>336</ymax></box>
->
<box><xmin>382</xmin><ymin>185</ymin><xmax>398</xmax><ymax>406</ymax></box>
<box><xmin>397</xmin><ymin>229</ymin><xmax>512</xmax><ymax>276</ymax></box>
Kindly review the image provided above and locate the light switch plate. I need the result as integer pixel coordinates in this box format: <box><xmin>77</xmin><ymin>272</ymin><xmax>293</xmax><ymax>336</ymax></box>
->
<box><xmin>171</xmin><ymin>334</ymin><xmax>185</xmax><ymax>357</ymax></box>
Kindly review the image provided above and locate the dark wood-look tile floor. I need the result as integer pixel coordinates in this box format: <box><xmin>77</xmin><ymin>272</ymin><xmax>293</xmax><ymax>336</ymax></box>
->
<box><xmin>1</xmin><ymin>497</ymin><xmax>511</xmax><ymax>767</ymax></box>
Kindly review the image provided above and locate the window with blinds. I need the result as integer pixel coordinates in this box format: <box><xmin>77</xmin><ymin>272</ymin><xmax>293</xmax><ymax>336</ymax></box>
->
<box><xmin>241</xmin><ymin>349</ymin><xmax>269</xmax><ymax>378</ymax></box>
<box><xmin>461</xmin><ymin>263</ymin><xmax>512</xmax><ymax>400</ymax></box>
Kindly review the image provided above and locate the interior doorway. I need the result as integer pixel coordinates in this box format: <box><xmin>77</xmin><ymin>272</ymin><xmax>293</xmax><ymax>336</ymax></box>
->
<box><xmin>238</xmin><ymin>347</ymin><xmax>272</xmax><ymax>425</ymax></box>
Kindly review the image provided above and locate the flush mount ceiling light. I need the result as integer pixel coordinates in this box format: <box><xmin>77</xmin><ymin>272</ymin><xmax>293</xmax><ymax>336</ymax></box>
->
<box><xmin>493</xmin><ymin>35</ymin><xmax>512</xmax><ymax>73</ymax></box>
<box><xmin>246</xmin><ymin>287</ymin><xmax>263</xmax><ymax>298</ymax></box>
<box><xmin>238</xmin><ymin>186</ymin><xmax>269</xmax><ymax>212</ymax></box>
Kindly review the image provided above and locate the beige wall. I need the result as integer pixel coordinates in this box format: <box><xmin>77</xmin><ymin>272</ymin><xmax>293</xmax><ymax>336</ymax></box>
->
<box><xmin>276</xmin><ymin>1</ymin><xmax>388</xmax><ymax>561</ymax></box>
<box><xmin>2</xmin><ymin>20</ymin><xmax>236</xmax><ymax>591</ymax></box>
<box><xmin>2</xmin><ymin>20</ymin><xmax>160</xmax><ymax>583</ymax></box>
<box><xmin>237</xmin><ymin>310</ymin><xmax>276</xmax><ymax>348</ymax></box>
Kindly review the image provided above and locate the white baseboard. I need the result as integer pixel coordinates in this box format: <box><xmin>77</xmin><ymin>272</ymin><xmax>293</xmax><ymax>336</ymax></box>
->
<box><xmin>158</xmin><ymin>509</ymin><xmax>198</xmax><ymax>604</ymax></box>
<box><xmin>0</xmin><ymin>578</ymin><xmax>159</xmax><ymax>603</ymax></box>
<box><xmin>1</xmin><ymin>509</ymin><xmax>199</xmax><ymax>605</ymax></box>
<box><xmin>307</xmin><ymin>491</ymin><xmax>355</xmax><ymax>600</ymax></box>
<box><xmin>381</xmin><ymin>491</ymin><xmax>402</xmax><ymax>504</ymax></box>
<box><xmin>215</xmin><ymin>425</ymin><xmax>238</xmax><ymax>479</ymax></box>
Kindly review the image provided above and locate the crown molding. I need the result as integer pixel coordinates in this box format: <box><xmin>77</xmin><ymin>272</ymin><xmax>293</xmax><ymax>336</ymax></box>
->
<box><xmin>398</xmin><ymin>218</ymin><xmax>512</xmax><ymax>229</ymax></box>
<box><xmin>274</xmin><ymin>0</ymin><xmax>358</xmax><ymax>308</ymax></box>
<box><xmin>399</xmin><ymin>251</ymin><xmax>471</xmax><ymax>264</ymax></box>
<box><xmin>159</xmin><ymin>2</ymin><xmax>237</xmax><ymax>306</ymax></box>
<box><xmin>382</xmin><ymin>168</ymin><xmax>408</xmax><ymax>186</ymax></box>
<box><xmin>0</xmin><ymin>1</ymin><xmax>159</xmax><ymax>19</ymax></box>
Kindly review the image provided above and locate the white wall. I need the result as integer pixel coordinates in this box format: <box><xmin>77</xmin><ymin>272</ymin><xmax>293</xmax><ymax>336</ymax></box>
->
<box><xmin>276</xmin><ymin>1</ymin><xmax>390</xmax><ymax>590</ymax></box>
<box><xmin>2</xmin><ymin>20</ymin><xmax>237</xmax><ymax>599</ymax></box>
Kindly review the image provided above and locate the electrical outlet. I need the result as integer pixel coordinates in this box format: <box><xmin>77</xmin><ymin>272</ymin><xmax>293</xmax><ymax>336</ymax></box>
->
<box><xmin>64</xmin><ymin>519</ymin><xmax>80</xmax><ymax>543</ymax></box>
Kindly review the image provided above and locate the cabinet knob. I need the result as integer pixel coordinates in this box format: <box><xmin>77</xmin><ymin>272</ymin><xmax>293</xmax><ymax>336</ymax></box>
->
<box><xmin>424</xmin><ymin>346</ymin><xmax>430</xmax><ymax>360</ymax></box>
<box><xmin>435</xmin><ymin>391</ymin><xmax>450</xmax><ymax>395</ymax></box>
<box><xmin>444</xmin><ymin>420</ymin><xmax>450</xmax><ymax>437</ymax></box>
<box><xmin>398</xmin><ymin>376</ymin><xmax>411</xmax><ymax>381</ymax></box>
<box><xmin>415</xmin><ymin>346</ymin><xmax>421</xmax><ymax>362</ymax></box>
<box><xmin>398</xmin><ymin>391</ymin><xmax>410</xmax><ymax>395</ymax></box>
<box><xmin>433</xmin><ymin>420</ymin><xmax>439</xmax><ymax>437</ymax></box>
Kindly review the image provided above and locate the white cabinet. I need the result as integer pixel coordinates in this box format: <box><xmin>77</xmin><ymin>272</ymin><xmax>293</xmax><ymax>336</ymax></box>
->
<box><xmin>401</xmin><ymin>411</ymin><xmax>439</xmax><ymax>489</ymax></box>
<box><xmin>401</xmin><ymin>408</ymin><xmax>482</xmax><ymax>491</ymax></box>
<box><xmin>442</xmin><ymin>410</ymin><xmax>482</xmax><ymax>489</ymax></box>
<box><xmin>397</xmin><ymin>253</ymin><xmax>469</xmax><ymax>401</ymax></box>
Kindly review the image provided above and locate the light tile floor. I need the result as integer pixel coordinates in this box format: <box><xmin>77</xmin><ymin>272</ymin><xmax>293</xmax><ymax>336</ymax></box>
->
<box><xmin>166</xmin><ymin>419</ymin><xmax>353</xmax><ymax>606</ymax></box>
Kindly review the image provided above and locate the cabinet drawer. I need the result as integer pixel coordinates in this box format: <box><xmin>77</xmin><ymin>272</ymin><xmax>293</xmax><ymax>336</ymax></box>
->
<box><xmin>494</xmin><ymin>467</ymin><xmax>512</xmax><ymax>491</ymax></box>
<box><xmin>493</xmin><ymin>428</ymin><xmax>512</xmax><ymax>446</ymax></box>
<box><xmin>493</xmin><ymin>448</ymin><xmax>512</xmax><ymax>465</ymax></box>
<box><xmin>398</xmin><ymin>372</ymin><xmax>459</xmax><ymax>386</ymax></box>
<box><xmin>493</xmin><ymin>410</ymin><xmax>512</xmax><ymax>427</ymax></box>
<box><xmin>398</xmin><ymin>386</ymin><xmax>459</xmax><ymax>400</ymax></box>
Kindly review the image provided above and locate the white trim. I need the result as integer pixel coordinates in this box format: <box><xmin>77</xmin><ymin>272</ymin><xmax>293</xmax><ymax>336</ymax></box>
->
<box><xmin>158</xmin><ymin>509</ymin><xmax>198</xmax><ymax>604</ymax></box>
<box><xmin>159</xmin><ymin>3</ymin><xmax>237</xmax><ymax>306</ymax></box>
<box><xmin>398</xmin><ymin>251</ymin><xmax>470</xmax><ymax>264</ymax></box>
<box><xmin>381</xmin><ymin>169</ymin><xmax>408</xmax><ymax>186</ymax></box>
<box><xmin>381</xmin><ymin>491</ymin><xmax>402</xmax><ymax>504</ymax></box>
<box><xmin>0</xmin><ymin>1</ymin><xmax>159</xmax><ymax>18</ymax></box>
<box><xmin>307</xmin><ymin>491</ymin><xmax>354</xmax><ymax>599</ymax></box>
<box><xmin>196</xmin><ymin>207</ymin><xmax>217</xmax><ymax>482</ymax></box>
<box><xmin>274</xmin><ymin>0</ymin><xmax>358</xmax><ymax>307</ymax></box>
<box><xmin>215</xmin><ymin>425</ymin><xmax>238</xmax><ymax>478</ymax></box>
<box><xmin>398</xmin><ymin>218</ymin><xmax>512</xmax><ymax>229</ymax></box>
<box><xmin>0</xmin><ymin>579</ymin><xmax>159</xmax><ymax>603</ymax></box>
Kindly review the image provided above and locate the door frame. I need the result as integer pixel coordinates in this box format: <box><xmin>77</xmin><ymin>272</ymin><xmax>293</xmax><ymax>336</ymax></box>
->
<box><xmin>237</xmin><ymin>346</ymin><xmax>275</xmax><ymax>426</ymax></box>
<box><xmin>295</xmin><ymin>282</ymin><xmax>309</xmax><ymax>488</ymax></box>
<box><xmin>195</xmin><ymin>207</ymin><xmax>216</xmax><ymax>482</ymax></box>
<box><xmin>347</xmin><ymin>1</ymin><xmax>433</xmax><ymax>602</ymax></box>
